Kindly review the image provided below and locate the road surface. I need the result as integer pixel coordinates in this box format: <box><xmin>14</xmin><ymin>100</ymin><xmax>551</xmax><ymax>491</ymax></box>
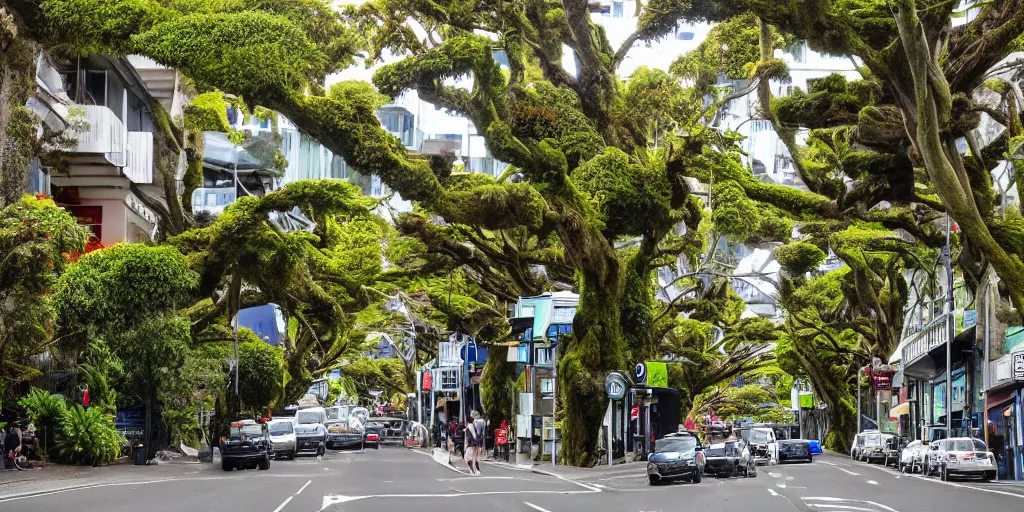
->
<box><xmin>2</xmin><ymin>449</ymin><xmax>1022</xmax><ymax>512</ymax></box>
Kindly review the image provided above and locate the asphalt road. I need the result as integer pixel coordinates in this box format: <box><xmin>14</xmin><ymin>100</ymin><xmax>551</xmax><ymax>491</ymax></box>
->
<box><xmin>2</xmin><ymin>449</ymin><xmax>1023</xmax><ymax>512</ymax></box>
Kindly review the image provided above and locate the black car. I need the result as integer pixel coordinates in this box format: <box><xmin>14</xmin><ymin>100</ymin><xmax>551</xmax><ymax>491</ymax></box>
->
<box><xmin>222</xmin><ymin>420</ymin><xmax>272</xmax><ymax>471</ymax></box>
<box><xmin>647</xmin><ymin>433</ymin><xmax>705</xmax><ymax>485</ymax></box>
<box><xmin>778</xmin><ymin>439</ymin><xmax>814</xmax><ymax>463</ymax></box>
<box><xmin>704</xmin><ymin>440</ymin><xmax>757</xmax><ymax>478</ymax></box>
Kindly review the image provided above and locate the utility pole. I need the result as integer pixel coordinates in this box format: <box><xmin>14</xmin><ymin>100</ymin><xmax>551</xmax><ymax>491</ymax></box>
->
<box><xmin>945</xmin><ymin>214</ymin><xmax>955</xmax><ymax>436</ymax></box>
<box><xmin>857</xmin><ymin>368</ymin><xmax>862</xmax><ymax>434</ymax></box>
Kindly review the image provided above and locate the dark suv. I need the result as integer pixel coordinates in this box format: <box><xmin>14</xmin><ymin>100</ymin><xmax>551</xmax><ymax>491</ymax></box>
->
<box><xmin>647</xmin><ymin>433</ymin><xmax>706</xmax><ymax>485</ymax></box>
<box><xmin>222</xmin><ymin>420</ymin><xmax>272</xmax><ymax>471</ymax></box>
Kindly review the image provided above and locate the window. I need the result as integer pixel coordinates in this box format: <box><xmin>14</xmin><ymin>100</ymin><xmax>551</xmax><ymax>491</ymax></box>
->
<box><xmin>612</xmin><ymin>1</ymin><xmax>623</xmax><ymax>17</ymax></box>
<box><xmin>676</xmin><ymin>31</ymin><xmax>695</xmax><ymax>41</ymax></box>
<box><xmin>551</xmin><ymin>307</ymin><xmax>576</xmax><ymax>323</ymax></box>
<box><xmin>752</xmin><ymin>160</ymin><xmax>767</xmax><ymax>175</ymax></box>
<box><xmin>330</xmin><ymin>154</ymin><xmax>347</xmax><ymax>179</ymax></box>
<box><xmin>520</xmin><ymin>305</ymin><xmax>535</xmax><ymax>317</ymax></box>
<box><xmin>535</xmin><ymin>347</ymin><xmax>551</xmax><ymax>365</ymax></box>
<box><xmin>540</xmin><ymin>378</ymin><xmax>554</xmax><ymax>395</ymax></box>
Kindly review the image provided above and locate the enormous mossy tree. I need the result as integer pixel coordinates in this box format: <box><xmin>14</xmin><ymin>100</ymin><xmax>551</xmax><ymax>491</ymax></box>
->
<box><xmin>649</xmin><ymin>0</ymin><xmax>1024</xmax><ymax>316</ymax></box>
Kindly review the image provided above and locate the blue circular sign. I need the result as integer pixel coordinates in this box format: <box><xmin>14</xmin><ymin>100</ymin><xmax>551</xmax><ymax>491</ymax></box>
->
<box><xmin>634</xmin><ymin>363</ymin><xmax>647</xmax><ymax>384</ymax></box>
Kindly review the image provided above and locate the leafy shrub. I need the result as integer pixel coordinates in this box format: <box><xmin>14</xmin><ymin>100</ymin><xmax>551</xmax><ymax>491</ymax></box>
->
<box><xmin>54</xmin><ymin>405</ymin><xmax>124</xmax><ymax>466</ymax></box>
<box><xmin>19</xmin><ymin>388</ymin><xmax>67</xmax><ymax>456</ymax></box>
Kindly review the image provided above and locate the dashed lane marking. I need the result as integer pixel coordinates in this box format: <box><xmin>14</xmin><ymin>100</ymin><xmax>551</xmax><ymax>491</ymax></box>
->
<box><xmin>296</xmin><ymin>480</ymin><xmax>312</xmax><ymax>495</ymax></box>
<box><xmin>524</xmin><ymin>501</ymin><xmax>553</xmax><ymax>512</ymax></box>
<box><xmin>908</xmin><ymin>474</ymin><xmax>1024</xmax><ymax>499</ymax></box>
<box><xmin>271</xmin><ymin>496</ymin><xmax>293</xmax><ymax>512</ymax></box>
<box><xmin>767</xmin><ymin>489</ymin><xmax>780</xmax><ymax>496</ymax></box>
<box><xmin>866</xmin><ymin>480</ymin><xmax>878</xmax><ymax>485</ymax></box>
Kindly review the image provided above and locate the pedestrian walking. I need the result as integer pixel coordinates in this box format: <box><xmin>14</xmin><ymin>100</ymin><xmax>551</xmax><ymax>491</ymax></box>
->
<box><xmin>314</xmin><ymin>422</ymin><xmax>327</xmax><ymax>461</ymax></box>
<box><xmin>465</xmin><ymin>410</ymin><xmax>486</xmax><ymax>475</ymax></box>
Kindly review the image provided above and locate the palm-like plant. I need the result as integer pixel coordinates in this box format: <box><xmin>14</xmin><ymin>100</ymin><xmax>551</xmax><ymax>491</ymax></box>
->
<box><xmin>54</xmin><ymin>405</ymin><xmax>124</xmax><ymax>466</ymax></box>
<box><xmin>18</xmin><ymin>388</ymin><xmax>67</xmax><ymax>457</ymax></box>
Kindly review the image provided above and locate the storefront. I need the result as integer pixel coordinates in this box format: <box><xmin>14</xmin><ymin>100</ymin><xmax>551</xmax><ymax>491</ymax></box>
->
<box><xmin>986</xmin><ymin>386</ymin><xmax>1023</xmax><ymax>480</ymax></box>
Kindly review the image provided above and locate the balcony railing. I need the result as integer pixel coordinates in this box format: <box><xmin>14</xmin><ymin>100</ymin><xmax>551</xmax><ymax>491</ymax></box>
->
<box><xmin>902</xmin><ymin>313</ymin><xmax>949</xmax><ymax>367</ymax></box>
<box><xmin>125</xmin><ymin>131</ymin><xmax>153</xmax><ymax>184</ymax></box>
<box><xmin>75</xmin><ymin>105</ymin><xmax>126</xmax><ymax>167</ymax></box>
<box><xmin>191</xmin><ymin>187</ymin><xmax>236</xmax><ymax>216</ymax></box>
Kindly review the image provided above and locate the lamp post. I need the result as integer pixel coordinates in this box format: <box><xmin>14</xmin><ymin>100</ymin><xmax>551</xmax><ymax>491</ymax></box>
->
<box><xmin>944</xmin><ymin>214</ymin><xmax>954</xmax><ymax>435</ymax></box>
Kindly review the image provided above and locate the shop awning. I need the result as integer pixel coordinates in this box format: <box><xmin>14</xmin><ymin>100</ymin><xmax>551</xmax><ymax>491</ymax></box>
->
<box><xmin>889</xmin><ymin>401</ymin><xmax>911</xmax><ymax>419</ymax></box>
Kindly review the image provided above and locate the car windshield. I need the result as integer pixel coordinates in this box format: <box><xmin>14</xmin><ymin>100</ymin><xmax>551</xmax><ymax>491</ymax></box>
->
<box><xmin>655</xmin><ymin>437</ymin><xmax>697</xmax><ymax>454</ymax></box>
<box><xmin>366</xmin><ymin>422</ymin><xmax>383</xmax><ymax>428</ymax></box>
<box><xmin>230</xmin><ymin>425</ymin><xmax>263</xmax><ymax>439</ymax></box>
<box><xmin>296</xmin><ymin>411</ymin><xmax>321</xmax><ymax>424</ymax></box>
<box><xmin>751</xmin><ymin>431</ymin><xmax>769</xmax><ymax>443</ymax></box>
<box><xmin>862</xmin><ymin>434</ymin><xmax>883</xmax><ymax>447</ymax></box>
<box><xmin>950</xmin><ymin>439</ymin><xmax>982</xmax><ymax>452</ymax></box>
<box><xmin>973</xmin><ymin>439</ymin><xmax>987</xmax><ymax>451</ymax></box>
<box><xmin>270</xmin><ymin>422</ymin><xmax>293</xmax><ymax>435</ymax></box>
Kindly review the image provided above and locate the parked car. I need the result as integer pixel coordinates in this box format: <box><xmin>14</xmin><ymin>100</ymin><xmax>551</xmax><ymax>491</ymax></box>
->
<box><xmin>778</xmin><ymin>439</ymin><xmax>814</xmax><ymax>463</ymax></box>
<box><xmin>647</xmin><ymin>433</ymin><xmax>705</xmax><ymax>485</ymax></box>
<box><xmin>704</xmin><ymin>439</ymin><xmax>756</xmax><ymax>478</ymax></box>
<box><xmin>927</xmin><ymin>437</ymin><xmax>996</xmax><ymax>481</ymax></box>
<box><xmin>326</xmin><ymin>416</ymin><xmax>365</xmax><ymax>450</ymax></box>
<box><xmin>221</xmin><ymin>420</ymin><xmax>272</xmax><ymax>471</ymax></box>
<box><xmin>850</xmin><ymin>430</ymin><xmax>894</xmax><ymax>462</ymax></box>
<box><xmin>268</xmin><ymin>418</ymin><xmax>297</xmax><ymax>460</ymax></box>
<box><xmin>294</xmin><ymin>407</ymin><xmax>327</xmax><ymax>455</ymax></box>
<box><xmin>749</xmin><ymin>427</ymin><xmax>779</xmax><ymax>465</ymax></box>
<box><xmin>899</xmin><ymin>440</ymin><xmax>930</xmax><ymax>473</ymax></box>
<box><xmin>807</xmin><ymin>439</ymin><xmax>823</xmax><ymax>455</ymax></box>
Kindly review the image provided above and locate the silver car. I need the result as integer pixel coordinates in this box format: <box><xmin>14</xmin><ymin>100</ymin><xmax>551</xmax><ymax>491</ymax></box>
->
<box><xmin>268</xmin><ymin>418</ymin><xmax>297</xmax><ymax>460</ymax></box>
<box><xmin>927</xmin><ymin>437</ymin><xmax>996</xmax><ymax>481</ymax></box>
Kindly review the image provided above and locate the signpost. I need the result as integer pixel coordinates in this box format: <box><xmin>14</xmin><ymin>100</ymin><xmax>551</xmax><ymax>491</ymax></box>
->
<box><xmin>646</xmin><ymin>362</ymin><xmax>668</xmax><ymax>388</ymax></box>
<box><xmin>634</xmin><ymin>363</ymin><xmax>647</xmax><ymax>385</ymax></box>
<box><xmin>605</xmin><ymin>372</ymin><xmax>628</xmax><ymax>400</ymax></box>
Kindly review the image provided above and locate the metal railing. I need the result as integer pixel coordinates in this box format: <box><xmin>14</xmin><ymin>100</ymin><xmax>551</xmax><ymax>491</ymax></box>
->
<box><xmin>901</xmin><ymin>314</ymin><xmax>949</xmax><ymax>366</ymax></box>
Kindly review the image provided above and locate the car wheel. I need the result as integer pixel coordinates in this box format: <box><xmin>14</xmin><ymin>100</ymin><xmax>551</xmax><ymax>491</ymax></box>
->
<box><xmin>221</xmin><ymin>459</ymin><xmax>233</xmax><ymax>471</ymax></box>
<box><xmin>806</xmin><ymin>455</ymin><xmax>813</xmax><ymax>464</ymax></box>
<box><xmin>941</xmin><ymin>466</ymin><xmax>948</xmax><ymax>481</ymax></box>
<box><xmin>984</xmin><ymin>471</ymin><xmax>996</xmax><ymax>481</ymax></box>
<box><xmin>648</xmin><ymin>475</ymin><xmax>660</xmax><ymax>486</ymax></box>
<box><xmin>258</xmin><ymin>456</ymin><xmax>271</xmax><ymax>470</ymax></box>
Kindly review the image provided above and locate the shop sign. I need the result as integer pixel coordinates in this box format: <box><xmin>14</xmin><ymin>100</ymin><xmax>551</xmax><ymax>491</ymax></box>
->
<box><xmin>646</xmin><ymin>362</ymin><xmax>668</xmax><ymax>388</ymax></box>
<box><xmin>495</xmin><ymin>429</ymin><xmax>508</xmax><ymax>445</ymax></box>
<box><xmin>1013</xmin><ymin>352</ymin><xmax>1024</xmax><ymax>382</ymax></box>
<box><xmin>634</xmin><ymin>363</ymin><xmax>646</xmax><ymax>384</ymax></box>
<box><xmin>605</xmin><ymin>372</ymin><xmax>628</xmax><ymax>400</ymax></box>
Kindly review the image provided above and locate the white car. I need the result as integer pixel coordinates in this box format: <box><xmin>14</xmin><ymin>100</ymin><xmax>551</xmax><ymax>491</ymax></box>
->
<box><xmin>749</xmin><ymin>427</ymin><xmax>778</xmax><ymax>465</ymax></box>
<box><xmin>898</xmin><ymin>440</ymin><xmax>930</xmax><ymax>473</ymax></box>
<box><xmin>850</xmin><ymin>430</ymin><xmax>894</xmax><ymax>462</ymax></box>
<box><xmin>927</xmin><ymin>437</ymin><xmax>996</xmax><ymax>481</ymax></box>
<box><xmin>268</xmin><ymin>418</ymin><xmax>297</xmax><ymax>460</ymax></box>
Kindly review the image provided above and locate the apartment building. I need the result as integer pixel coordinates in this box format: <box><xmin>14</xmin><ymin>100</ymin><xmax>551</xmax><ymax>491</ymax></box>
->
<box><xmin>28</xmin><ymin>53</ymin><xmax>187</xmax><ymax>247</ymax></box>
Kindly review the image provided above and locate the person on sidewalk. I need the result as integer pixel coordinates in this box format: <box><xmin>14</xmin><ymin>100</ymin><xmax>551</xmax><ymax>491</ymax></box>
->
<box><xmin>465</xmin><ymin>411</ymin><xmax>486</xmax><ymax>475</ymax></box>
<box><xmin>4</xmin><ymin>425</ymin><xmax>23</xmax><ymax>470</ymax></box>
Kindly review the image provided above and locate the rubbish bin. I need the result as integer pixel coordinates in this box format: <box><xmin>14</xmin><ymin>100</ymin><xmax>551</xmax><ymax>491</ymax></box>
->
<box><xmin>133</xmin><ymin>444</ymin><xmax>146</xmax><ymax>465</ymax></box>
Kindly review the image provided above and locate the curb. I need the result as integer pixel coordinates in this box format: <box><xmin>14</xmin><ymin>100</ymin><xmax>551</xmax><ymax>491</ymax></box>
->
<box><xmin>0</xmin><ymin>478</ymin><xmax>176</xmax><ymax>503</ymax></box>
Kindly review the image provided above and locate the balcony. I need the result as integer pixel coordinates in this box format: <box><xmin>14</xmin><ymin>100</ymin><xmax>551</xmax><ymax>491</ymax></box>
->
<box><xmin>75</xmin><ymin>105</ymin><xmax>126</xmax><ymax>167</ymax></box>
<box><xmin>124</xmin><ymin>131</ymin><xmax>153</xmax><ymax>184</ymax></box>
<box><xmin>191</xmin><ymin>187</ymin><xmax>236</xmax><ymax>216</ymax></box>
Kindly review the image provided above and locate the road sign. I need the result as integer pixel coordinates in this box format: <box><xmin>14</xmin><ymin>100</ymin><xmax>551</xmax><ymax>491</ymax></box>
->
<box><xmin>605</xmin><ymin>372</ymin><xmax>628</xmax><ymax>400</ymax></box>
<box><xmin>646</xmin><ymin>362</ymin><xmax>668</xmax><ymax>388</ymax></box>
<box><xmin>1013</xmin><ymin>352</ymin><xmax>1024</xmax><ymax>382</ymax></box>
<box><xmin>634</xmin><ymin>363</ymin><xmax>647</xmax><ymax>384</ymax></box>
<box><xmin>495</xmin><ymin>429</ymin><xmax>508</xmax><ymax>445</ymax></box>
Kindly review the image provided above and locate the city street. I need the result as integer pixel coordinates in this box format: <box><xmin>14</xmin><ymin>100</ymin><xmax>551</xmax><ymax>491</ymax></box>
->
<box><xmin>2</xmin><ymin>449</ymin><xmax>1024</xmax><ymax>512</ymax></box>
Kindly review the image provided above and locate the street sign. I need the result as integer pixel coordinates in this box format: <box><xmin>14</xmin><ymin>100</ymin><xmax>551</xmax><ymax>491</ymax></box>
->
<box><xmin>495</xmin><ymin>429</ymin><xmax>508</xmax><ymax>445</ymax></box>
<box><xmin>422</xmin><ymin>371</ymin><xmax>432</xmax><ymax>391</ymax></box>
<box><xmin>646</xmin><ymin>362</ymin><xmax>668</xmax><ymax>388</ymax></box>
<box><xmin>605</xmin><ymin>372</ymin><xmax>628</xmax><ymax>400</ymax></box>
<box><xmin>1013</xmin><ymin>352</ymin><xmax>1024</xmax><ymax>382</ymax></box>
<box><xmin>634</xmin><ymin>363</ymin><xmax>647</xmax><ymax>384</ymax></box>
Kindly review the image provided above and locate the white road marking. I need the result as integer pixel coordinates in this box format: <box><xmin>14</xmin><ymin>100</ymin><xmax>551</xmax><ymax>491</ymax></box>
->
<box><xmin>820</xmin><ymin>461</ymin><xmax>837</xmax><ymax>466</ymax></box>
<box><xmin>768</xmin><ymin>472</ymin><xmax>783</xmax><ymax>478</ymax></box>
<box><xmin>835</xmin><ymin>467</ymin><xmax>860</xmax><ymax>476</ymax></box>
<box><xmin>524</xmin><ymin>501</ymin><xmax>553</xmax><ymax>512</ymax></box>
<box><xmin>272</xmin><ymin>496</ymin><xmax>293</xmax><ymax>512</ymax></box>
<box><xmin>296</xmin><ymin>480</ymin><xmax>312</xmax><ymax>495</ymax></box>
<box><xmin>805</xmin><ymin>505</ymin><xmax>877</xmax><ymax>511</ymax></box>
<box><xmin>767</xmin><ymin>489</ymin><xmax>780</xmax><ymax>496</ymax></box>
<box><xmin>437</xmin><ymin>476</ymin><xmax>518</xmax><ymax>482</ymax></box>
<box><xmin>803</xmin><ymin>497</ymin><xmax>899</xmax><ymax>512</ymax></box>
<box><xmin>908</xmin><ymin>474</ymin><xmax>1024</xmax><ymax>499</ymax></box>
<box><xmin>0</xmin><ymin>479</ymin><xmax>175</xmax><ymax>503</ymax></box>
<box><xmin>776</xmin><ymin>483</ymin><xmax>787</xmax><ymax>488</ymax></box>
<box><xmin>321</xmin><ymin>489</ymin><xmax>597</xmax><ymax>509</ymax></box>
<box><xmin>866</xmin><ymin>480</ymin><xmax>878</xmax><ymax>485</ymax></box>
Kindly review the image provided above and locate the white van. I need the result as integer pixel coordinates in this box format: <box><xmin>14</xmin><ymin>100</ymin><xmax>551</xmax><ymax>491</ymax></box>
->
<box><xmin>294</xmin><ymin>407</ymin><xmax>327</xmax><ymax>454</ymax></box>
